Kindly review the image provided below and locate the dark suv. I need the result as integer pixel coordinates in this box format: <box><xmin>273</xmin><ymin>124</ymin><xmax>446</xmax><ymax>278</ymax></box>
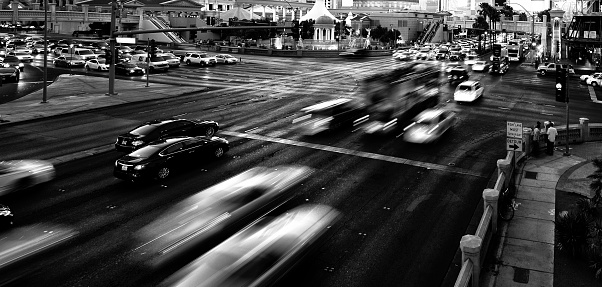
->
<box><xmin>115</xmin><ymin>118</ymin><xmax>219</xmax><ymax>152</ymax></box>
<box><xmin>2</xmin><ymin>56</ymin><xmax>24</xmax><ymax>71</ymax></box>
<box><xmin>448</xmin><ymin>68</ymin><xmax>469</xmax><ymax>85</ymax></box>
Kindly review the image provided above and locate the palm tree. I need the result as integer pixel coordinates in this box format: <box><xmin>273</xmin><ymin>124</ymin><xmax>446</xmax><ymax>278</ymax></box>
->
<box><xmin>589</xmin><ymin>157</ymin><xmax>602</xmax><ymax>205</ymax></box>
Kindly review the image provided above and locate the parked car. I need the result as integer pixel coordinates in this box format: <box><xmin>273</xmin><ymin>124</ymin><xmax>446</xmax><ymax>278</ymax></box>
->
<box><xmin>403</xmin><ymin>108</ymin><xmax>456</xmax><ymax>144</ymax></box>
<box><xmin>292</xmin><ymin>98</ymin><xmax>366</xmax><ymax>136</ymax></box>
<box><xmin>1</xmin><ymin>56</ymin><xmax>24</xmax><ymax>71</ymax></box>
<box><xmin>31</xmin><ymin>43</ymin><xmax>51</xmax><ymax>54</ymax></box>
<box><xmin>454</xmin><ymin>80</ymin><xmax>484</xmax><ymax>103</ymax></box>
<box><xmin>0</xmin><ymin>160</ymin><xmax>55</xmax><ymax>197</ymax></box>
<box><xmin>160</xmin><ymin>204</ymin><xmax>340</xmax><ymax>287</ymax></box>
<box><xmin>115</xmin><ymin>62</ymin><xmax>145</xmax><ymax>76</ymax></box>
<box><xmin>7</xmin><ymin>51</ymin><xmax>33</xmax><ymax>62</ymax></box>
<box><xmin>114</xmin><ymin>118</ymin><xmax>219</xmax><ymax>152</ymax></box>
<box><xmin>183</xmin><ymin>52</ymin><xmax>217</xmax><ymax>66</ymax></box>
<box><xmin>214</xmin><ymin>54</ymin><xmax>239</xmax><ymax>64</ymax></box>
<box><xmin>85</xmin><ymin>58</ymin><xmax>108</xmax><ymax>71</ymax></box>
<box><xmin>131</xmin><ymin>165</ymin><xmax>314</xmax><ymax>267</ymax></box>
<box><xmin>53</xmin><ymin>55</ymin><xmax>85</xmax><ymax>67</ymax></box>
<box><xmin>0</xmin><ymin>66</ymin><xmax>20</xmax><ymax>82</ymax></box>
<box><xmin>448</xmin><ymin>67</ymin><xmax>469</xmax><ymax>85</ymax></box>
<box><xmin>131</xmin><ymin>55</ymin><xmax>169</xmax><ymax>72</ymax></box>
<box><xmin>471</xmin><ymin>60</ymin><xmax>490</xmax><ymax>72</ymax></box>
<box><xmin>114</xmin><ymin>136</ymin><xmax>229</xmax><ymax>181</ymax></box>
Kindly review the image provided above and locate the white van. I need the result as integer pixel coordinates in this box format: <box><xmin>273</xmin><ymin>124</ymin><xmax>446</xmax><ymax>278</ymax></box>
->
<box><xmin>132</xmin><ymin>55</ymin><xmax>169</xmax><ymax>72</ymax></box>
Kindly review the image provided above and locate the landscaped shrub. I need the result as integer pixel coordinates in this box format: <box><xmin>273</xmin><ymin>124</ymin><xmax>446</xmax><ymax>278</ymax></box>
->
<box><xmin>588</xmin><ymin>158</ymin><xmax>602</xmax><ymax>205</ymax></box>
<box><xmin>587</xmin><ymin>218</ymin><xmax>602</xmax><ymax>279</ymax></box>
<box><xmin>556</xmin><ymin>210</ymin><xmax>591</xmax><ymax>257</ymax></box>
<box><xmin>578</xmin><ymin>197</ymin><xmax>599</xmax><ymax>218</ymax></box>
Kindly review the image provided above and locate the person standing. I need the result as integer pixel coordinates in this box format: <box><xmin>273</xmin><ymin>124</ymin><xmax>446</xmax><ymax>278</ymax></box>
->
<box><xmin>532</xmin><ymin>121</ymin><xmax>541</xmax><ymax>156</ymax></box>
<box><xmin>547</xmin><ymin>122</ymin><xmax>558</xmax><ymax>155</ymax></box>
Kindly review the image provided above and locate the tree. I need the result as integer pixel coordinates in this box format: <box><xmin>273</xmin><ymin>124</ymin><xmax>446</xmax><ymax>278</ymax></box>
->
<box><xmin>537</xmin><ymin>9</ymin><xmax>551</xmax><ymax>22</ymax></box>
<box><xmin>589</xmin><ymin>157</ymin><xmax>602</xmax><ymax>206</ymax></box>
<box><xmin>472</xmin><ymin>15</ymin><xmax>489</xmax><ymax>30</ymax></box>
<box><xmin>518</xmin><ymin>12</ymin><xmax>528</xmax><ymax>21</ymax></box>
<box><xmin>499</xmin><ymin>4</ymin><xmax>514</xmax><ymax>19</ymax></box>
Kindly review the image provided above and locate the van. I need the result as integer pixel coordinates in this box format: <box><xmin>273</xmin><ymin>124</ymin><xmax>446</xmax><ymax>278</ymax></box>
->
<box><xmin>132</xmin><ymin>55</ymin><xmax>169</xmax><ymax>72</ymax></box>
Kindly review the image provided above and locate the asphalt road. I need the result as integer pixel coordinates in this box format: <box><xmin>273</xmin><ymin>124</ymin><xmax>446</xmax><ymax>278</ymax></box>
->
<box><xmin>1</xmin><ymin>55</ymin><xmax>601</xmax><ymax>287</ymax></box>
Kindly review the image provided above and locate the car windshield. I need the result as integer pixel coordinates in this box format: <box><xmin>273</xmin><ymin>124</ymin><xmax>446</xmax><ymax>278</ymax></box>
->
<box><xmin>457</xmin><ymin>85</ymin><xmax>473</xmax><ymax>91</ymax></box>
<box><xmin>64</xmin><ymin>56</ymin><xmax>77</xmax><ymax>60</ymax></box>
<box><xmin>130</xmin><ymin>125</ymin><xmax>156</xmax><ymax>135</ymax></box>
<box><xmin>129</xmin><ymin>146</ymin><xmax>161</xmax><ymax>158</ymax></box>
<box><xmin>78</xmin><ymin>50</ymin><xmax>94</xmax><ymax>55</ymax></box>
<box><xmin>161</xmin><ymin>55</ymin><xmax>177</xmax><ymax>60</ymax></box>
<box><xmin>150</xmin><ymin>57</ymin><xmax>164</xmax><ymax>62</ymax></box>
<box><xmin>14</xmin><ymin>52</ymin><xmax>28</xmax><ymax>56</ymax></box>
<box><xmin>222</xmin><ymin>55</ymin><xmax>234</xmax><ymax>58</ymax></box>
<box><xmin>122</xmin><ymin>63</ymin><xmax>138</xmax><ymax>68</ymax></box>
<box><xmin>475</xmin><ymin>61</ymin><xmax>486</xmax><ymax>65</ymax></box>
<box><xmin>96</xmin><ymin>58</ymin><xmax>106</xmax><ymax>64</ymax></box>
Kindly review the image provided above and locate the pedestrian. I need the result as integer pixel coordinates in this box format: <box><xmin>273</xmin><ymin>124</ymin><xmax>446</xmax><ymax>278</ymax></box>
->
<box><xmin>547</xmin><ymin>122</ymin><xmax>558</xmax><ymax>155</ymax></box>
<box><xmin>532</xmin><ymin>121</ymin><xmax>541</xmax><ymax>156</ymax></box>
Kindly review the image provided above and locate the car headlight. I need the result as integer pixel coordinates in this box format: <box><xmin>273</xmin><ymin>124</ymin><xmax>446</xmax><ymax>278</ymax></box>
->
<box><xmin>18</xmin><ymin>63</ymin><xmax>24</xmax><ymax>67</ymax></box>
<box><xmin>134</xmin><ymin>164</ymin><xmax>146</xmax><ymax>170</ymax></box>
<box><xmin>129</xmin><ymin>70</ymin><xmax>135</xmax><ymax>73</ymax></box>
<box><xmin>132</xmin><ymin>140</ymin><xmax>144</xmax><ymax>146</ymax></box>
<box><xmin>114</xmin><ymin>160</ymin><xmax>119</xmax><ymax>167</ymax></box>
<box><xmin>3</xmin><ymin>63</ymin><xmax>8</xmax><ymax>68</ymax></box>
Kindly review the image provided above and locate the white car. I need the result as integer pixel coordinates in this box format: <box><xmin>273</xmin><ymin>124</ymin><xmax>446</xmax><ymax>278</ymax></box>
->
<box><xmin>85</xmin><ymin>58</ymin><xmax>108</xmax><ymax>71</ymax></box>
<box><xmin>586</xmin><ymin>74</ymin><xmax>602</xmax><ymax>87</ymax></box>
<box><xmin>454</xmin><ymin>80</ymin><xmax>484</xmax><ymax>103</ymax></box>
<box><xmin>156</xmin><ymin>53</ymin><xmax>181</xmax><ymax>68</ymax></box>
<box><xmin>403</xmin><ymin>109</ymin><xmax>456</xmax><ymax>144</ymax></box>
<box><xmin>183</xmin><ymin>52</ymin><xmax>217</xmax><ymax>66</ymax></box>
<box><xmin>580</xmin><ymin>72</ymin><xmax>602</xmax><ymax>83</ymax></box>
<box><xmin>394</xmin><ymin>52</ymin><xmax>413</xmax><ymax>61</ymax></box>
<box><xmin>7</xmin><ymin>51</ymin><xmax>33</xmax><ymax>62</ymax></box>
<box><xmin>464</xmin><ymin>54</ymin><xmax>478</xmax><ymax>65</ymax></box>
<box><xmin>472</xmin><ymin>61</ymin><xmax>490</xmax><ymax>72</ymax></box>
<box><xmin>0</xmin><ymin>160</ymin><xmax>55</xmax><ymax>197</ymax></box>
<box><xmin>215</xmin><ymin>54</ymin><xmax>239</xmax><ymax>64</ymax></box>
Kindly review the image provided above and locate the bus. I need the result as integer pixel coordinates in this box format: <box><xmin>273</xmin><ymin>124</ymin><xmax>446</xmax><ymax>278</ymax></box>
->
<box><xmin>507</xmin><ymin>40</ymin><xmax>524</xmax><ymax>62</ymax></box>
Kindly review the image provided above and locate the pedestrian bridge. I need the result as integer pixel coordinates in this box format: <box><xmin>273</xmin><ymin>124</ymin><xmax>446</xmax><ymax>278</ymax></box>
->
<box><xmin>445</xmin><ymin>17</ymin><xmax>546</xmax><ymax>36</ymax></box>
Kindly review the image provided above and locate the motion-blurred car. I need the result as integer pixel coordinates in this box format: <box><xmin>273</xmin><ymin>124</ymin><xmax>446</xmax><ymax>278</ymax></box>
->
<box><xmin>444</xmin><ymin>63</ymin><xmax>462</xmax><ymax>73</ymax></box>
<box><xmin>131</xmin><ymin>165</ymin><xmax>314</xmax><ymax>268</ymax></box>
<box><xmin>448</xmin><ymin>52</ymin><xmax>464</xmax><ymax>61</ymax></box>
<box><xmin>0</xmin><ymin>66</ymin><xmax>19</xmax><ymax>83</ymax></box>
<box><xmin>471</xmin><ymin>61</ymin><xmax>490</xmax><ymax>72</ymax></box>
<box><xmin>114</xmin><ymin>118</ymin><xmax>219</xmax><ymax>152</ymax></box>
<box><xmin>53</xmin><ymin>55</ymin><xmax>85</xmax><ymax>67</ymax></box>
<box><xmin>448</xmin><ymin>67</ymin><xmax>469</xmax><ymax>85</ymax></box>
<box><xmin>2</xmin><ymin>56</ymin><xmax>24</xmax><ymax>71</ymax></box>
<box><xmin>7</xmin><ymin>51</ymin><xmax>33</xmax><ymax>63</ymax></box>
<box><xmin>160</xmin><ymin>204</ymin><xmax>340</xmax><ymax>287</ymax></box>
<box><xmin>292</xmin><ymin>98</ymin><xmax>365</xmax><ymax>136</ymax></box>
<box><xmin>489</xmin><ymin>61</ymin><xmax>509</xmax><ymax>75</ymax></box>
<box><xmin>215</xmin><ymin>54</ymin><xmax>239</xmax><ymax>64</ymax></box>
<box><xmin>85</xmin><ymin>58</ymin><xmax>108</xmax><ymax>71</ymax></box>
<box><xmin>580</xmin><ymin>72</ymin><xmax>602</xmax><ymax>83</ymax></box>
<box><xmin>156</xmin><ymin>53</ymin><xmax>181</xmax><ymax>68</ymax></box>
<box><xmin>394</xmin><ymin>52</ymin><xmax>414</xmax><ymax>61</ymax></box>
<box><xmin>402</xmin><ymin>109</ymin><xmax>456</xmax><ymax>144</ymax></box>
<box><xmin>464</xmin><ymin>54</ymin><xmax>478</xmax><ymax>65</ymax></box>
<box><xmin>586</xmin><ymin>74</ymin><xmax>602</xmax><ymax>87</ymax></box>
<box><xmin>114</xmin><ymin>136</ymin><xmax>229</xmax><ymax>181</ymax></box>
<box><xmin>0</xmin><ymin>204</ymin><xmax>13</xmax><ymax>229</ymax></box>
<box><xmin>115</xmin><ymin>62</ymin><xmax>145</xmax><ymax>76</ymax></box>
<box><xmin>454</xmin><ymin>80</ymin><xmax>484</xmax><ymax>103</ymax></box>
<box><xmin>0</xmin><ymin>160</ymin><xmax>55</xmax><ymax>196</ymax></box>
<box><xmin>30</xmin><ymin>43</ymin><xmax>51</xmax><ymax>54</ymax></box>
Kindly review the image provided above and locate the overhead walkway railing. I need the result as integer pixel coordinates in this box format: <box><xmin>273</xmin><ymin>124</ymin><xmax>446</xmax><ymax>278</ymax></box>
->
<box><xmin>144</xmin><ymin>15</ymin><xmax>186</xmax><ymax>44</ymax></box>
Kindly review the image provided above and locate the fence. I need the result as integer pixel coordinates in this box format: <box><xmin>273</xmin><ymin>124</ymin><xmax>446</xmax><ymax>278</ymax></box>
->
<box><xmin>453</xmin><ymin>118</ymin><xmax>600</xmax><ymax>286</ymax></box>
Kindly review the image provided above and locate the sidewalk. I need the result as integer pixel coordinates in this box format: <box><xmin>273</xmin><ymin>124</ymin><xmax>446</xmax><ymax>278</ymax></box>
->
<box><xmin>482</xmin><ymin>142</ymin><xmax>602</xmax><ymax>287</ymax></box>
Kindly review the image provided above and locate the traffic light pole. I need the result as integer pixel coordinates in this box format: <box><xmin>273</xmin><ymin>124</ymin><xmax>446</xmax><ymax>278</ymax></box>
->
<box><xmin>564</xmin><ymin>71</ymin><xmax>570</xmax><ymax>156</ymax></box>
<box><xmin>146</xmin><ymin>39</ymin><xmax>150</xmax><ymax>87</ymax></box>
<box><xmin>108</xmin><ymin>0</ymin><xmax>117</xmax><ymax>96</ymax></box>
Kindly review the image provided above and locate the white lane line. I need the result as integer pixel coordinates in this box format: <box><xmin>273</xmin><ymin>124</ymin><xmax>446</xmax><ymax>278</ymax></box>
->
<box><xmin>221</xmin><ymin>130</ymin><xmax>487</xmax><ymax>178</ymax></box>
<box><xmin>541</xmin><ymin>112</ymin><xmax>554</xmax><ymax>116</ymax></box>
<box><xmin>588</xmin><ymin>86</ymin><xmax>602</xmax><ymax>104</ymax></box>
<box><xmin>498</xmin><ymin>107</ymin><xmax>510</xmax><ymax>110</ymax></box>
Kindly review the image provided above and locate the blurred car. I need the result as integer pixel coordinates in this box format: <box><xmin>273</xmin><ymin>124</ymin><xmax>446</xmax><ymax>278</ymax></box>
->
<box><xmin>0</xmin><ymin>66</ymin><xmax>19</xmax><ymax>83</ymax></box>
<box><xmin>114</xmin><ymin>118</ymin><xmax>219</xmax><ymax>152</ymax></box>
<box><xmin>114</xmin><ymin>136</ymin><xmax>229</xmax><ymax>181</ymax></box>
<box><xmin>160</xmin><ymin>204</ymin><xmax>340</xmax><ymax>287</ymax></box>
<box><xmin>85</xmin><ymin>58</ymin><xmax>108</xmax><ymax>71</ymax></box>
<box><xmin>31</xmin><ymin>43</ymin><xmax>51</xmax><ymax>54</ymax></box>
<box><xmin>464</xmin><ymin>54</ymin><xmax>478</xmax><ymax>65</ymax></box>
<box><xmin>454</xmin><ymin>80</ymin><xmax>484</xmax><ymax>103</ymax></box>
<box><xmin>448</xmin><ymin>67</ymin><xmax>469</xmax><ymax>85</ymax></box>
<box><xmin>435</xmin><ymin>52</ymin><xmax>447</xmax><ymax>60</ymax></box>
<box><xmin>0</xmin><ymin>160</ymin><xmax>55</xmax><ymax>196</ymax></box>
<box><xmin>489</xmin><ymin>61</ymin><xmax>509</xmax><ymax>75</ymax></box>
<box><xmin>215</xmin><ymin>54</ymin><xmax>239</xmax><ymax>64</ymax></box>
<box><xmin>131</xmin><ymin>165</ymin><xmax>314</xmax><ymax>268</ymax></box>
<box><xmin>471</xmin><ymin>60</ymin><xmax>490</xmax><ymax>72</ymax></box>
<box><xmin>580</xmin><ymin>72</ymin><xmax>602</xmax><ymax>83</ymax></box>
<box><xmin>292</xmin><ymin>98</ymin><xmax>365</xmax><ymax>136</ymax></box>
<box><xmin>0</xmin><ymin>204</ymin><xmax>13</xmax><ymax>229</ymax></box>
<box><xmin>402</xmin><ymin>109</ymin><xmax>456</xmax><ymax>144</ymax></box>
<box><xmin>586</xmin><ymin>74</ymin><xmax>602</xmax><ymax>87</ymax></box>
<box><xmin>339</xmin><ymin>48</ymin><xmax>368</xmax><ymax>57</ymax></box>
<box><xmin>7</xmin><ymin>51</ymin><xmax>33</xmax><ymax>63</ymax></box>
<box><xmin>444</xmin><ymin>63</ymin><xmax>462</xmax><ymax>73</ymax></box>
<box><xmin>115</xmin><ymin>62</ymin><xmax>145</xmax><ymax>76</ymax></box>
<box><xmin>394</xmin><ymin>52</ymin><xmax>413</xmax><ymax>61</ymax></box>
<box><xmin>448</xmin><ymin>52</ymin><xmax>464</xmax><ymax>61</ymax></box>
<box><xmin>53</xmin><ymin>55</ymin><xmax>85</xmax><ymax>67</ymax></box>
<box><xmin>118</xmin><ymin>45</ymin><xmax>134</xmax><ymax>54</ymax></box>
<box><xmin>157</xmin><ymin>53</ymin><xmax>181</xmax><ymax>68</ymax></box>
<box><xmin>2</xmin><ymin>56</ymin><xmax>24</xmax><ymax>72</ymax></box>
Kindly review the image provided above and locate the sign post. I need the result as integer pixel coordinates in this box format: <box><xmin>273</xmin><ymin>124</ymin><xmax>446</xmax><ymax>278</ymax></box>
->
<box><xmin>507</xmin><ymin>121</ymin><xmax>523</xmax><ymax>168</ymax></box>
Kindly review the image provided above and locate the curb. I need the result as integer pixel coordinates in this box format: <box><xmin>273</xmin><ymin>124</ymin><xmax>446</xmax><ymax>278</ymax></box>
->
<box><xmin>555</xmin><ymin>159</ymin><xmax>592</xmax><ymax>195</ymax></box>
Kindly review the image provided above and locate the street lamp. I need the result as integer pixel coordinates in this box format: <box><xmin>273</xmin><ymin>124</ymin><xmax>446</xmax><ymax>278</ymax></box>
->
<box><xmin>506</xmin><ymin>2</ymin><xmax>535</xmax><ymax>44</ymax></box>
<box><xmin>69</xmin><ymin>44</ymin><xmax>74</xmax><ymax>75</ymax></box>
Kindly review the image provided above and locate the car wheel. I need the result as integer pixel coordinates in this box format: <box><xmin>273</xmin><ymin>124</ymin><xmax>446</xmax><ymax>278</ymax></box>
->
<box><xmin>214</xmin><ymin>147</ymin><xmax>225</xmax><ymax>158</ymax></box>
<box><xmin>205</xmin><ymin>126</ymin><xmax>215</xmax><ymax>137</ymax></box>
<box><xmin>200</xmin><ymin>62</ymin><xmax>206</xmax><ymax>67</ymax></box>
<box><xmin>97</xmin><ymin>67</ymin><xmax>102</xmax><ymax>71</ymax></box>
<box><xmin>14</xmin><ymin>76</ymin><xmax>19</xmax><ymax>83</ymax></box>
<box><xmin>186</xmin><ymin>60</ymin><xmax>191</xmax><ymax>65</ymax></box>
<box><xmin>86</xmin><ymin>65</ymin><xmax>90</xmax><ymax>71</ymax></box>
<box><xmin>593</xmin><ymin>82</ymin><xmax>599</xmax><ymax>87</ymax></box>
<box><xmin>539</xmin><ymin>70</ymin><xmax>546</xmax><ymax>76</ymax></box>
<box><xmin>157</xmin><ymin>167</ymin><xmax>170</xmax><ymax>180</ymax></box>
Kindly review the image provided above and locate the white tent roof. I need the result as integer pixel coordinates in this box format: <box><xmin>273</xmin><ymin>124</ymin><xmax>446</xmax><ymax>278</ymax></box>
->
<box><xmin>299</xmin><ymin>0</ymin><xmax>338</xmax><ymax>22</ymax></box>
<box><xmin>220</xmin><ymin>7</ymin><xmax>261</xmax><ymax>20</ymax></box>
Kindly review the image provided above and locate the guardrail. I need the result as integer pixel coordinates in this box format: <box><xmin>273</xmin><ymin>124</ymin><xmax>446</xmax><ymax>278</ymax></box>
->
<box><xmin>454</xmin><ymin>118</ymin><xmax>600</xmax><ymax>286</ymax></box>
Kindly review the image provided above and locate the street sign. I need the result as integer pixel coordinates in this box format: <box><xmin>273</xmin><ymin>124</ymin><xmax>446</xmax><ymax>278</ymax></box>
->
<box><xmin>507</xmin><ymin>121</ymin><xmax>523</xmax><ymax>138</ymax></box>
<box><xmin>506</xmin><ymin>138</ymin><xmax>523</xmax><ymax>151</ymax></box>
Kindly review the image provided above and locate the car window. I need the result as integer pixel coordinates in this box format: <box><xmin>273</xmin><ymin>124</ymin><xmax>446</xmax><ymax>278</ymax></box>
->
<box><xmin>129</xmin><ymin>145</ymin><xmax>161</xmax><ymax>158</ymax></box>
<box><xmin>163</xmin><ymin>142</ymin><xmax>185</xmax><ymax>154</ymax></box>
<box><xmin>458</xmin><ymin>85</ymin><xmax>472</xmax><ymax>91</ymax></box>
<box><xmin>192</xmin><ymin>54</ymin><xmax>199</xmax><ymax>59</ymax></box>
<box><xmin>131</xmin><ymin>125</ymin><xmax>157</xmax><ymax>136</ymax></box>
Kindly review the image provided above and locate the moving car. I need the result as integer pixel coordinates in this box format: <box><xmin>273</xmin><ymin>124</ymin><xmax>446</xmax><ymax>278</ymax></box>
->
<box><xmin>464</xmin><ymin>54</ymin><xmax>478</xmax><ymax>65</ymax></box>
<box><xmin>339</xmin><ymin>48</ymin><xmax>368</xmax><ymax>57</ymax></box>
<box><xmin>53</xmin><ymin>55</ymin><xmax>85</xmax><ymax>67</ymax></box>
<box><xmin>156</xmin><ymin>53</ymin><xmax>181</xmax><ymax>68</ymax></box>
<box><xmin>448</xmin><ymin>67</ymin><xmax>469</xmax><ymax>85</ymax></box>
<box><xmin>131</xmin><ymin>165</ymin><xmax>314</xmax><ymax>267</ymax></box>
<box><xmin>7</xmin><ymin>51</ymin><xmax>33</xmax><ymax>62</ymax></box>
<box><xmin>0</xmin><ymin>160</ymin><xmax>55</xmax><ymax>196</ymax></box>
<box><xmin>0</xmin><ymin>204</ymin><xmax>13</xmax><ymax>229</ymax></box>
<box><xmin>85</xmin><ymin>58</ymin><xmax>108</xmax><ymax>71</ymax></box>
<box><xmin>214</xmin><ymin>54</ymin><xmax>239</xmax><ymax>64</ymax></box>
<box><xmin>2</xmin><ymin>56</ymin><xmax>24</xmax><ymax>71</ymax></box>
<box><xmin>131</xmin><ymin>55</ymin><xmax>169</xmax><ymax>72</ymax></box>
<box><xmin>444</xmin><ymin>63</ymin><xmax>462</xmax><ymax>73</ymax></box>
<box><xmin>394</xmin><ymin>51</ymin><xmax>414</xmax><ymax>61</ymax></box>
<box><xmin>489</xmin><ymin>60</ymin><xmax>509</xmax><ymax>75</ymax></box>
<box><xmin>403</xmin><ymin>109</ymin><xmax>456</xmax><ymax>144</ymax></box>
<box><xmin>471</xmin><ymin>60</ymin><xmax>490</xmax><ymax>72</ymax></box>
<box><xmin>115</xmin><ymin>62</ymin><xmax>145</xmax><ymax>76</ymax></box>
<box><xmin>114</xmin><ymin>118</ymin><xmax>219</xmax><ymax>152</ymax></box>
<box><xmin>292</xmin><ymin>98</ymin><xmax>365</xmax><ymax>136</ymax></box>
<box><xmin>160</xmin><ymin>204</ymin><xmax>340</xmax><ymax>287</ymax></box>
<box><xmin>454</xmin><ymin>80</ymin><xmax>484</xmax><ymax>103</ymax></box>
<box><xmin>448</xmin><ymin>52</ymin><xmax>465</xmax><ymax>61</ymax></box>
<box><xmin>0</xmin><ymin>66</ymin><xmax>19</xmax><ymax>82</ymax></box>
<box><xmin>580</xmin><ymin>72</ymin><xmax>602</xmax><ymax>83</ymax></box>
<box><xmin>586</xmin><ymin>74</ymin><xmax>602</xmax><ymax>87</ymax></box>
<box><xmin>114</xmin><ymin>136</ymin><xmax>229</xmax><ymax>181</ymax></box>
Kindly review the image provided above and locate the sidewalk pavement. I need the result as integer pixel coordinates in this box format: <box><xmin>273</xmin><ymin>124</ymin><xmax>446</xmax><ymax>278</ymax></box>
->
<box><xmin>482</xmin><ymin>142</ymin><xmax>602</xmax><ymax>287</ymax></box>
<box><xmin>1</xmin><ymin>75</ymin><xmax>602</xmax><ymax>287</ymax></box>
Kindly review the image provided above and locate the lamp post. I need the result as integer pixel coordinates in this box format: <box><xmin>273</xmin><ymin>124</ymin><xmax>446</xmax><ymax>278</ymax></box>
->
<box><xmin>42</xmin><ymin>0</ymin><xmax>48</xmax><ymax>103</ymax></box>
<box><xmin>507</xmin><ymin>2</ymin><xmax>535</xmax><ymax>44</ymax></box>
<box><xmin>69</xmin><ymin>44</ymin><xmax>74</xmax><ymax>75</ymax></box>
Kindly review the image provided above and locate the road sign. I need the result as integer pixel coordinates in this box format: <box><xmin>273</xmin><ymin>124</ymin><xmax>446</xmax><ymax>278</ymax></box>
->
<box><xmin>507</xmin><ymin>121</ymin><xmax>523</xmax><ymax>138</ymax></box>
<box><xmin>506</xmin><ymin>138</ymin><xmax>523</xmax><ymax>151</ymax></box>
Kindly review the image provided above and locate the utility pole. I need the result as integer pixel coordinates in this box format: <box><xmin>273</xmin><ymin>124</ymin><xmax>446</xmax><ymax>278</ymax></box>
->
<box><xmin>42</xmin><ymin>0</ymin><xmax>48</xmax><ymax>103</ymax></box>
<box><xmin>108</xmin><ymin>0</ymin><xmax>117</xmax><ymax>95</ymax></box>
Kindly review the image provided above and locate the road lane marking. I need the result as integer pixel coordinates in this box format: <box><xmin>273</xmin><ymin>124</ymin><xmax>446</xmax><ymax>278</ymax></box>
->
<box><xmin>221</xmin><ymin>130</ymin><xmax>487</xmax><ymax>178</ymax></box>
<box><xmin>588</xmin><ymin>86</ymin><xmax>602</xmax><ymax>104</ymax></box>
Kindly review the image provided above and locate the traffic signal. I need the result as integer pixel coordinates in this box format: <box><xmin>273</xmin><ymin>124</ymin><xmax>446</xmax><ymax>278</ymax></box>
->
<box><xmin>105</xmin><ymin>49</ymin><xmax>112</xmax><ymax>65</ymax></box>
<box><xmin>149</xmin><ymin>39</ymin><xmax>157</xmax><ymax>58</ymax></box>
<box><xmin>292</xmin><ymin>20</ymin><xmax>300</xmax><ymax>40</ymax></box>
<box><xmin>555</xmin><ymin>66</ymin><xmax>567</xmax><ymax>102</ymax></box>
